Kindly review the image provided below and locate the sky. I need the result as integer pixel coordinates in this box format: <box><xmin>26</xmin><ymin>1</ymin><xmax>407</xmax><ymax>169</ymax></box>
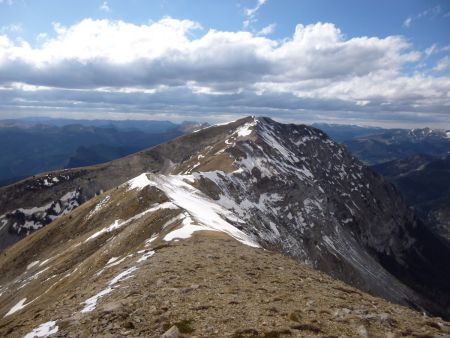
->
<box><xmin>0</xmin><ymin>0</ymin><xmax>449</xmax><ymax>127</ymax></box>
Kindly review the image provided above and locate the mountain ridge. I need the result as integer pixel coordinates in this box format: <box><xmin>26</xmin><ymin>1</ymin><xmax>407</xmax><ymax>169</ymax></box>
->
<box><xmin>1</xmin><ymin>116</ymin><xmax>450</xmax><ymax>321</ymax></box>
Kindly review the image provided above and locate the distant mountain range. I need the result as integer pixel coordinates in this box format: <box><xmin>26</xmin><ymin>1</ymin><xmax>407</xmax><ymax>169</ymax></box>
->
<box><xmin>0</xmin><ymin>118</ymin><xmax>208</xmax><ymax>187</ymax></box>
<box><xmin>1</xmin><ymin>117</ymin><xmax>179</xmax><ymax>132</ymax></box>
<box><xmin>314</xmin><ymin>123</ymin><xmax>450</xmax><ymax>165</ymax></box>
<box><xmin>312</xmin><ymin>123</ymin><xmax>386</xmax><ymax>142</ymax></box>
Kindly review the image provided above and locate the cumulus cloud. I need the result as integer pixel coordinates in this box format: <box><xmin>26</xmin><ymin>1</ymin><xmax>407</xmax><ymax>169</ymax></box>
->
<box><xmin>0</xmin><ymin>17</ymin><xmax>449</xmax><ymax>126</ymax></box>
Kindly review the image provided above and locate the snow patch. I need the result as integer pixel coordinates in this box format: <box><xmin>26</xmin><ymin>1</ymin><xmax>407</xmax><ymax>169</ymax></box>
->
<box><xmin>96</xmin><ymin>256</ymin><xmax>128</xmax><ymax>276</ymax></box>
<box><xmin>137</xmin><ymin>250</ymin><xmax>155</xmax><ymax>262</ymax></box>
<box><xmin>28</xmin><ymin>267</ymin><xmax>50</xmax><ymax>281</ymax></box>
<box><xmin>127</xmin><ymin>173</ymin><xmax>155</xmax><ymax>190</ymax></box>
<box><xmin>27</xmin><ymin>261</ymin><xmax>40</xmax><ymax>270</ymax></box>
<box><xmin>4</xmin><ymin>298</ymin><xmax>28</xmax><ymax>317</ymax></box>
<box><xmin>164</xmin><ymin>214</ymin><xmax>213</xmax><ymax>241</ymax></box>
<box><xmin>149</xmin><ymin>174</ymin><xmax>258</xmax><ymax>248</ymax></box>
<box><xmin>23</xmin><ymin>321</ymin><xmax>58</xmax><ymax>338</ymax></box>
<box><xmin>81</xmin><ymin>267</ymin><xmax>138</xmax><ymax>313</ymax></box>
<box><xmin>106</xmin><ymin>257</ymin><xmax>120</xmax><ymax>265</ymax></box>
<box><xmin>85</xmin><ymin>202</ymin><xmax>178</xmax><ymax>242</ymax></box>
<box><xmin>39</xmin><ymin>259</ymin><xmax>50</xmax><ymax>267</ymax></box>
<box><xmin>87</xmin><ymin>195</ymin><xmax>111</xmax><ymax>219</ymax></box>
<box><xmin>235</xmin><ymin>120</ymin><xmax>256</xmax><ymax>137</ymax></box>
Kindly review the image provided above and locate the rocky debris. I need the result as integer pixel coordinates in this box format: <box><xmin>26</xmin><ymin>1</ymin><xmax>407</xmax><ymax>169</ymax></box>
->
<box><xmin>1</xmin><ymin>233</ymin><xmax>449</xmax><ymax>337</ymax></box>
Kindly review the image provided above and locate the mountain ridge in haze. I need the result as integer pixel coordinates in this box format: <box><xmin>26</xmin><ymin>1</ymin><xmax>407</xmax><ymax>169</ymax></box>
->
<box><xmin>314</xmin><ymin>123</ymin><xmax>450</xmax><ymax>165</ymax></box>
<box><xmin>0</xmin><ymin>118</ymin><xmax>208</xmax><ymax>187</ymax></box>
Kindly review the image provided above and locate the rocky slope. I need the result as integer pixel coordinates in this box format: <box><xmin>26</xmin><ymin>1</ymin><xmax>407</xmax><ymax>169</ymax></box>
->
<box><xmin>1</xmin><ymin>116</ymin><xmax>450</xmax><ymax>322</ymax></box>
<box><xmin>0</xmin><ymin>172</ymin><xmax>449</xmax><ymax>336</ymax></box>
<box><xmin>372</xmin><ymin>154</ymin><xmax>450</xmax><ymax>241</ymax></box>
<box><xmin>1</xmin><ymin>231</ymin><xmax>449</xmax><ymax>337</ymax></box>
<box><xmin>0</xmin><ymin>118</ymin><xmax>249</xmax><ymax>248</ymax></box>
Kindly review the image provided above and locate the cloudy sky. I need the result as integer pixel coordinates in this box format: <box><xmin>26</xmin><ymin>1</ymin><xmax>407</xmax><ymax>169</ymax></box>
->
<box><xmin>0</xmin><ymin>0</ymin><xmax>449</xmax><ymax>127</ymax></box>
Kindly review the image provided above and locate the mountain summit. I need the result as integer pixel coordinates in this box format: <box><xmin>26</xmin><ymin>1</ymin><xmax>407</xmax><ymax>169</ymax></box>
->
<box><xmin>1</xmin><ymin>117</ymin><xmax>450</xmax><ymax>336</ymax></box>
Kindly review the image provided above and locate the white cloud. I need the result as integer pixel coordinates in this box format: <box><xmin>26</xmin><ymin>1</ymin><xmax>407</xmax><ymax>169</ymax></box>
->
<box><xmin>0</xmin><ymin>17</ymin><xmax>448</xmax><ymax>126</ymax></box>
<box><xmin>257</xmin><ymin>23</ymin><xmax>276</xmax><ymax>36</ymax></box>
<box><xmin>403</xmin><ymin>5</ymin><xmax>445</xmax><ymax>28</ymax></box>
<box><xmin>417</xmin><ymin>5</ymin><xmax>441</xmax><ymax>19</ymax></box>
<box><xmin>36</xmin><ymin>32</ymin><xmax>48</xmax><ymax>42</ymax></box>
<box><xmin>243</xmin><ymin>0</ymin><xmax>268</xmax><ymax>29</ymax></box>
<box><xmin>433</xmin><ymin>56</ymin><xmax>450</xmax><ymax>72</ymax></box>
<box><xmin>425</xmin><ymin>43</ymin><xmax>436</xmax><ymax>57</ymax></box>
<box><xmin>403</xmin><ymin>17</ymin><xmax>412</xmax><ymax>28</ymax></box>
<box><xmin>0</xmin><ymin>0</ymin><xmax>14</xmax><ymax>5</ymax></box>
<box><xmin>244</xmin><ymin>0</ymin><xmax>267</xmax><ymax>18</ymax></box>
<box><xmin>100</xmin><ymin>1</ymin><xmax>111</xmax><ymax>12</ymax></box>
<box><xmin>0</xmin><ymin>23</ymin><xmax>22</xmax><ymax>33</ymax></box>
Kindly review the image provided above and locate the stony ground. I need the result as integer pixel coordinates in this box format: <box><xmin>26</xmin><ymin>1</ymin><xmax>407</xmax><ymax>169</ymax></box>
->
<box><xmin>2</xmin><ymin>232</ymin><xmax>449</xmax><ymax>338</ymax></box>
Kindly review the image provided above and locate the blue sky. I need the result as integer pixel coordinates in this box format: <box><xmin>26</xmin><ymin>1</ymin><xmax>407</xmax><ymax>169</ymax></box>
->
<box><xmin>0</xmin><ymin>0</ymin><xmax>449</xmax><ymax>127</ymax></box>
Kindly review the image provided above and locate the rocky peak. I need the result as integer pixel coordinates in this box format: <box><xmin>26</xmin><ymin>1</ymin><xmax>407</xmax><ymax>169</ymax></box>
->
<box><xmin>136</xmin><ymin>116</ymin><xmax>450</xmax><ymax>317</ymax></box>
<box><xmin>1</xmin><ymin>116</ymin><xmax>450</xmax><ymax>319</ymax></box>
